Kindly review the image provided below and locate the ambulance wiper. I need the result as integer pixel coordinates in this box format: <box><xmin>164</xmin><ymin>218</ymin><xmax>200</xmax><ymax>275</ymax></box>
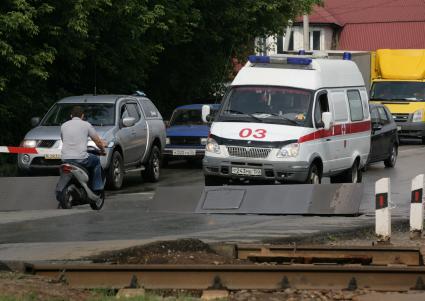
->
<box><xmin>262</xmin><ymin>112</ymin><xmax>299</xmax><ymax>125</ymax></box>
<box><xmin>224</xmin><ymin>110</ymin><xmax>263</xmax><ymax>123</ymax></box>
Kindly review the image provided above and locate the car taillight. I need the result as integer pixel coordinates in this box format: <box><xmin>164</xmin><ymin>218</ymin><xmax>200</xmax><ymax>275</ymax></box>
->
<box><xmin>61</xmin><ymin>164</ymin><xmax>74</xmax><ymax>174</ymax></box>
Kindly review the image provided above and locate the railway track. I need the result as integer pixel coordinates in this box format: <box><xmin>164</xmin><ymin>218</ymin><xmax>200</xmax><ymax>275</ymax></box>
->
<box><xmin>25</xmin><ymin>245</ymin><xmax>425</xmax><ymax>291</ymax></box>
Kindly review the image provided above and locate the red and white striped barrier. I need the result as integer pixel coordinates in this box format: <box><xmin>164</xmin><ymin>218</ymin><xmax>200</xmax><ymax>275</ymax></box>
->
<box><xmin>0</xmin><ymin>146</ymin><xmax>60</xmax><ymax>155</ymax></box>
<box><xmin>410</xmin><ymin>174</ymin><xmax>424</xmax><ymax>239</ymax></box>
<box><xmin>375</xmin><ymin>178</ymin><xmax>391</xmax><ymax>243</ymax></box>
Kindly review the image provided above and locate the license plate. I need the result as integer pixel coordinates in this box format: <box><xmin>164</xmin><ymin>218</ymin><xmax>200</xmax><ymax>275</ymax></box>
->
<box><xmin>44</xmin><ymin>154</ymin><xmax>61</xmax><ymax>160</ymax></box>
<box><xmin>172</xmin><ymin>149</ymin><xmax>196</xmax><ymax>156</ymax></box>
<box><xmin>231</xmin><ymin>167</ymin><xmax>262</xmax><ymax>176</ymax></box>
<box><xmin>397</xmin><ymin>126</ymin><xmax>401</xmax><ymax>131</ymax></box>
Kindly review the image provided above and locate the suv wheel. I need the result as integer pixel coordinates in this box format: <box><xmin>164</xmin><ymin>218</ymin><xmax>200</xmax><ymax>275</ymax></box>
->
<box><xmin>384</xmin><ymin>144</ymin><xmax>398</xmax><ymax>168</ymax></box>
<box><xmin>143</xmin><ymin>145</ymin><xmax>161</xmax><ymax>182</ymax></box>
<box><xmin>107</xmin><ymin>151</ymin><xmax>124</xmax><ymax>190</ymax></box>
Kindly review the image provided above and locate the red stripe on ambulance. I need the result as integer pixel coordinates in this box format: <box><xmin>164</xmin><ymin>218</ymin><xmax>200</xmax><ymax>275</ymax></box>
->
<box><xmin>298</xmin><ymin>120</ymin><xmax>371</xmax><ymax>143</ymax></box>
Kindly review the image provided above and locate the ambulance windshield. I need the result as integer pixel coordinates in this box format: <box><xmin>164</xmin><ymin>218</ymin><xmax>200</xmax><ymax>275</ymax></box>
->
<box><xmin>217</xmin><ymin>86</ymin><xmax>313</xmax><ymax>126</ymax></box>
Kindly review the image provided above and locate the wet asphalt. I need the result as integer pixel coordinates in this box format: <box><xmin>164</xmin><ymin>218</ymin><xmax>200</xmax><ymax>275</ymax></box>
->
<box><xmin>0</xmin><ymin>140</ymin><xmax>424</xmax><ymax>247</ymax></box>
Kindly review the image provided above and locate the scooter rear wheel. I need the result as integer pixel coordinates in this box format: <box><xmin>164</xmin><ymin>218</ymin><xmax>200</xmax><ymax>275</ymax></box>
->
<box><xmin>90</xmin><ymin>191</ymin><xmax>105</xmax><ymax>210</ymax></box>
<box><xmin>58</xmin><ymin>184</ymin><xmax>76</xmax><ymax>209</ymax></box>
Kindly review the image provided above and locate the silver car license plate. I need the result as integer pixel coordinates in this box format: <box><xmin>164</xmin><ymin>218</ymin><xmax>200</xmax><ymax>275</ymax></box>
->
<box><xmin>172</xmin><ymin>149</ymin><xmax>196</xmax><ymax>156</ymax></box>
<box><xmin>44</xmin><ymin>154</ymin><xmax>61</xmax><ymax>160</ymax></box>
<box><xmin>231</xmin><ymin>167</ymin><xmax>262</xmax><ymax>176</ymax></box>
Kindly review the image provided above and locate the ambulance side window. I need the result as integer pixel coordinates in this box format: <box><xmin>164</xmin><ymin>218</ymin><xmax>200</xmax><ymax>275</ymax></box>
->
<box><xmin>314</xmin><ymin>93</ymin><xmax>329</xmax><ymax>127</ymax></box>
<box><xmin>347</xmin><ymin>90</ymin><xmax>364</xmax><ymax>122</ymax></box>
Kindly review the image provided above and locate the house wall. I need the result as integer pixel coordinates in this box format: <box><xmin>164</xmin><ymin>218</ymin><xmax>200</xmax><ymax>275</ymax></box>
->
<box><xmin>256</xmin><ymin>25</ymin><xmax>335</xmax><ymax>55</ymax></box>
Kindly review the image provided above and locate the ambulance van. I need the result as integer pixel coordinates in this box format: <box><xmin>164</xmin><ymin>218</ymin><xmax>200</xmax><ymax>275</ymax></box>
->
<box><xmin>202</xmin><ymin>54</ymin><xmax>371</xmax><ymax>185</ymax></box>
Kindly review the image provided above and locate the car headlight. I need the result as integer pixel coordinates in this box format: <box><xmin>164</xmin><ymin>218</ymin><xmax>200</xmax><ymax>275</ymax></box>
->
<box><xmin>412</xmin><ymin>109</ymin><xmax>424</xmax><ymax>122</ymax></box>
<box><xmin>21</xmin><ymin>139</ymin><xmax>37</xmax><ymax>148</ymax></box>
<box><xmin>166</xmin><ymin>137</ymin><xmax>170</xmax><ymax>145</ymax></box>
<box><xmin>200</xmin><ymin>138</ymin><xmax>208</xmax><ymax>145</ymax></box>
<box><xmin>205</xmin><ymin>138</ymin><xmax>220</xmax><ymax>154</ymax></box>
<box><xmin>277</xmin><ymin>143</ymin><xmax>300</xmax><ymax>158</ymax></box>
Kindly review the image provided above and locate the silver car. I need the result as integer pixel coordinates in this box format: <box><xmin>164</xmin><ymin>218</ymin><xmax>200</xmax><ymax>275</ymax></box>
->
<box><xmin>18</xmin><ymin>94</ymin><xmax>166</xmax><ymax>190</ymax></box>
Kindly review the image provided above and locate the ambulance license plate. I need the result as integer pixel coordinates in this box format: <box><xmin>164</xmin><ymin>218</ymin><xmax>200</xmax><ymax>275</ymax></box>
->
<box><xmin>231</xmin><ymin>167</ymin><xmax>262</xmax><ymax>176</ymax></box>
<box><xmin>172</xmin><ymin>149</ymin><xmax>196</xmax><ymax>156</ymax></box>
<box><xmin>44</xmin><ymin>154</ymin><xmax>61</xmax><ymax>160</ymax></box>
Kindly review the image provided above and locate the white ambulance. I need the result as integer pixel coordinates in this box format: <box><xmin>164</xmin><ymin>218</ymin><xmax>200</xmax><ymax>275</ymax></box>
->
<box><xmin>202</xmin><ymin>54</ymin><xmax>371</xmax><ymax>185</ymax></box>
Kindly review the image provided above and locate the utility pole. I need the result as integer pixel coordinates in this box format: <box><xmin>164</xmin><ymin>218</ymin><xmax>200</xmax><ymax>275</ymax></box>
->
<box><xmin>303</xmin><ymin>14</ymin><xmax>310</xmax><ymax>51</ymax></box>
<box><xmin>283</xmin><ymin>20</ymin><xmax>293</xmax><ymax>51</ymax></box>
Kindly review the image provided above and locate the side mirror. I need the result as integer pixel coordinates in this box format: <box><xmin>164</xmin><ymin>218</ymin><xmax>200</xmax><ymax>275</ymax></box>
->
<box><xmin>372</xmin><ymin>122</ymin><xmax>382</xmax><ymax>131</ymax></box>
<box><xmin>31</xmin><ymin>117</ymin><xmax>40</xmax><ymax>127</ymax></box>
<box><xmin>122</xmin><ymin>117</ymin><xmax>136</xmax><ymax>127</ymax></box>
<box><xmin>322</xmin><ymin>112</ymin><xmax>333</xmax><ymax>130</ymax></box>
<box><xmin>201</xmin><ymin>105</ymin><xmax>211</xmax><ymax>123</ymax></box>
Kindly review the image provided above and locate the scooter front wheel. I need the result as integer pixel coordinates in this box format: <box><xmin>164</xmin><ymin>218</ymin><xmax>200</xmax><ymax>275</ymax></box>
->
<box><xmin>90</xmin><ymin>191</ymin><xmax>105</xmax><ymax>210</ymax></box>
<box><xmin>58</xmin><ymin>184</ymin><xmax>77</xmax><ymax>209</ymax></box>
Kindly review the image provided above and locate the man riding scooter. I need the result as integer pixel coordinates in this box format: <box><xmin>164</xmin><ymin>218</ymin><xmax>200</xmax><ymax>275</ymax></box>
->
<box><xmin>61</xmin><ymin>106</ymin><xmax>106</xmax><ymax>195</ymax></box>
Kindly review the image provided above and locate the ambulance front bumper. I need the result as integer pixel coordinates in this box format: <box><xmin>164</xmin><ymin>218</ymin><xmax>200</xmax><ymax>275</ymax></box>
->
<box><xmin>203</xmin><ymin>156</ymin><xmax>310</xmax><ymax>183</ymax></box>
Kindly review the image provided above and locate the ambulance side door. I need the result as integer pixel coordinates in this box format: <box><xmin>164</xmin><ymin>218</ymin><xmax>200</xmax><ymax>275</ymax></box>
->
<box><xmin>328</xmin><ymin>90</ymin><xmax>350</xmax><ymax>172</ymax></box>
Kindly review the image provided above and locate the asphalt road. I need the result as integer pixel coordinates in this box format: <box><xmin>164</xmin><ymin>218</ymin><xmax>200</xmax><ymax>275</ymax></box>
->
<box><xmin>0</xmin><ymin>140</ymin><xmax>424</xmax><ymax>260</ymax></box>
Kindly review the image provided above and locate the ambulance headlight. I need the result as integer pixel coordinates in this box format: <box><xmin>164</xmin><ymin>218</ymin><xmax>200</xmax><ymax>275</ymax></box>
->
<box><xmin>277</xmin><ymin>143</ymin><xmax>300</xmax><ymax>158</ymax></box>
<box><xmin>200</xmin><ymin>138</ymin><xmax>208</xmax><ymax>145</ymax></box>
<box><xmin>205</xmin><ymin>138</ymin><xmax>220</xmax><ymax>154</ymax></box>
<box><xmin>21</xmin><ymin>139</ymin><xmax>37</xmax><ymax>148</ymax></box>
<box><xmin>412</xmin><ymin>109</ymin><xmax>424</xmax><ymax>122</ymax></box>
<box><xmin>165</xmin><ymin>137</ymin><xmax>170</xmax><ymax>145</ymax></box>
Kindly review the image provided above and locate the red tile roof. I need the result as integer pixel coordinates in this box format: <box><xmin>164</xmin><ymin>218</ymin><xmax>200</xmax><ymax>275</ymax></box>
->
<box><xmin>305</xmin><ymin>0</ymin><xmax>425</xmax><ymax>25</ymax></box>
<box><xmin>295</xmin><ymin>0</ymin><xmax>425</xmax><ymax>50</ymax></box>
<box><xmin>338</xmin><ymin>22</ymin><xmax>425</xmax><ymax>50</ymax></box>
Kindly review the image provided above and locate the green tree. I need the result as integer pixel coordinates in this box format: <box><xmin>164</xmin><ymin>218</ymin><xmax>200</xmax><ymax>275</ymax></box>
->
<box><xmin>0</xmin><ymin>0</ymin><xmax>321</xmax><ymax>146</ymax></box>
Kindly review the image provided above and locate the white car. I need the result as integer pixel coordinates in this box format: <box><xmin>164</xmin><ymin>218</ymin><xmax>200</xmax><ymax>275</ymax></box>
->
<box><xmin>202</xmin><ymin>54</ymin><xmax>371</xmax><ymax>185</ymax></box>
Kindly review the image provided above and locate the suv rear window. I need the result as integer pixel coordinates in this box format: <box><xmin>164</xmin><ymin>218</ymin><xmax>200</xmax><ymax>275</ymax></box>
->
<box><xmin>140</xmin><ymin>99</ymin><xmax>162</xmax><ymax>119</ymax></box>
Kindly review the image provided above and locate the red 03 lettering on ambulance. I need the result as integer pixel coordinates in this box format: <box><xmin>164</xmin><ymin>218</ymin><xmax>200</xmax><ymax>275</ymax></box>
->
<box><xmin>239</xmin><ymin>128</ymin><xmax>267</xmax><ymax>139</ymax></box>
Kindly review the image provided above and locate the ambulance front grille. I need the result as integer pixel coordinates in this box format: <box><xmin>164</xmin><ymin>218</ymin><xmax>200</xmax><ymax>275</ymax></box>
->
<box><xmin>226</xmin><ymin>146</ymin><xmax>271</xmax><ymax>159</ymax></box>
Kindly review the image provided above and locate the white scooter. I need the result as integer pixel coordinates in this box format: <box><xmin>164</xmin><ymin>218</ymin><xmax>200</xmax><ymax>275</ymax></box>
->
<box><xmin>56</xmin><ymin>147</ymin><xmax>105</xmax><ymax>210</ymax></box>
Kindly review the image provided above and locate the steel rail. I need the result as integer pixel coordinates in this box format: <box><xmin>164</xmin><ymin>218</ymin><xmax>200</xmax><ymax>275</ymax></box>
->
<box><xmin>235</xmin><ymin>245</ymin><xmax>422</xmax><ymax>265</ymax></box>
<box><xmin>26</xmin><ymin>263</ymin><xmax>425</xmax><ymax>291</ymax></box>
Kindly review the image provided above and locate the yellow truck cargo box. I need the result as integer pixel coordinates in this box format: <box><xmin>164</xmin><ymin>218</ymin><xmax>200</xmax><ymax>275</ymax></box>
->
<box><xmin>376</xmin><ymin>49</ymin><xmax>425</xmax><ymax>80</ymax></box>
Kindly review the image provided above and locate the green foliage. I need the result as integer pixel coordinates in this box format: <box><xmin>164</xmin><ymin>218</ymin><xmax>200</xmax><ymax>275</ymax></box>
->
<box><xmin>0</xmin><ymin>0</ymin><xmax>321</xmax><ymax>145</ymax></box>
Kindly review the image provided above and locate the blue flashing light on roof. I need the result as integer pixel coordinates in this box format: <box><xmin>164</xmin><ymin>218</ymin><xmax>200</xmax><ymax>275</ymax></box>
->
<box><xmin>248</xmin><ymin>55</ymin><xmax>270</xmax><ymax>64</ymax></box>
<box><xmin>343</xmin><ymin>52</ymin><xmax>352</xmax><ymax>60</ymax></box>
<box><xmin>287</xmin><ymin>57</ymin><xmax>312</xmax><ymax>65</ymax></box>
<box><xmin>298</xmin><ymin>49</ymin><xmax>306</xmax><ymax>55</ymax></box>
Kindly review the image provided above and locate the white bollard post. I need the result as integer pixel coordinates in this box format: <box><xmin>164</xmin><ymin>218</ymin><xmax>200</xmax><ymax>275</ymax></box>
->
<box><xmin>375</xmin><ymin>178</ymin><xmax>391</xmax><ymax>243</ymax></box>
<box><xmin>410</xmin><ymin>174</ymin><xmax>424</xmax><ymax>239</ymax></box>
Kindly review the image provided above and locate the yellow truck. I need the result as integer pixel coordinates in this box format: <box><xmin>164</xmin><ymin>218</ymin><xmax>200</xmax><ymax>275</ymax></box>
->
<box><xmin>370</xmin><ymin>49</ymin><xmax>425</xmax><ymax>143</ymax></box>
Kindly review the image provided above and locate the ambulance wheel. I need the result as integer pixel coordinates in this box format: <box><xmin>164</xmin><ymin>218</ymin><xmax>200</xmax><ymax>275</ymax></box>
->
<box><xmin>332</xmin><ymin>160</ymin><xmax>362</xmax><ymax>183</ymax></box>
<box><xmin>205</xmin><ymin>175</ymin><xmax>226</xmax><ymax>186</ymax></box>
<box><xmin>305</xmin><ymin>163</ymin><xmax>321</xmax><ymax>184</ymax></box>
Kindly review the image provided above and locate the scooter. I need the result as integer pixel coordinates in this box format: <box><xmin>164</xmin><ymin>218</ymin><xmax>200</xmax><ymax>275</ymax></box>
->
<box><xmin>56</xmin><ymin>147</ymin><xmax>105</xmax><ymax>210</ymax></box>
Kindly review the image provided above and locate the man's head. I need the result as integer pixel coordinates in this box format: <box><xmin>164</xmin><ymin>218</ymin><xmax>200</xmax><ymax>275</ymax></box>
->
<box><xmin>71</xmin><ymin>106</ymin><xmax>84</xmax><ymax>119</ymax></box>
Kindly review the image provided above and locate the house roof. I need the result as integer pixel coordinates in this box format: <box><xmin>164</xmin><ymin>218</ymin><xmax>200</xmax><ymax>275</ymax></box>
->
<box><xmin>294</xmin><ymin>0</ymin><xmax>425</xmax><ymax>50</ymax></box>
<box><xmin>339</xmin><ymin>22</ymin><xmax>425</xmax><ymax>50</ymax></box>
<box><xmin>302</xmin><ymin>0</ymin><xmax>425</xmax><ymax>26</ymax></box>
